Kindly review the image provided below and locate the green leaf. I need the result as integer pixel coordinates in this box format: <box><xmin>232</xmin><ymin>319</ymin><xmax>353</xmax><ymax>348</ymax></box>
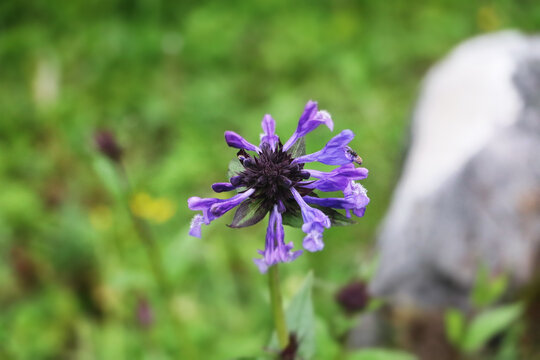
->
<box><xmin>282</xmin><ymin>209</ymin><xmax>303</xmax><ymax>228</ymax></box>
<box><xmin>282</xmin><ymin>205</ymin><xmax>355</xmax><ymax>228</ymax></box>
<box><xmin>347</xmin><ymin>348</ymin><xmax>418</xmax><ymax>360</ymax></box>
<box><xmin>444</xmin><ymin>308</ymin><xmax>465</xmax><ymax>348</ymax></box>
<box><xmin>463</xmin><ymin>303</ymin><xmax>522</xmax><ymax>352</ymax></box>
<box><xmin>315</xmin><ymin>317</ymin><xmax>340</xmax><ymax>359</ymax></box>
<box><xmin>287</xmin><ymin>137</ymin><xmax>306</xmax><ymax>158</ymax></box>
<box><xmin>228</xmin><ymin>157</ymin><xmax>244</xmax><ymax>179</ymax></box>
<box><xmin>270</xmin><ymin>272</ymin><xmax>315</xmax><ymax>359</ymax></box>
<box><xmin>471</xmin><ymin>265</ymin><xmax>508</xmax><ymax>307</ymax></box>
<box><xmin>228</xmin><ymin>198</ymin><xmax>268</xmax><ymax>228</ymax></box>
<box><xmin>92</xmin><ymin>157</ymin><xmax>122</xmax><ymax>200</ymax></box>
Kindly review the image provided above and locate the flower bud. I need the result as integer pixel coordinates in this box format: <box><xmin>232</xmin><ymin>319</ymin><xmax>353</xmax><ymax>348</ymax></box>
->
<box><xmin>94</xmin><ymin>130</ymin><xmax>122</xmax><ymax>162</ymax></box>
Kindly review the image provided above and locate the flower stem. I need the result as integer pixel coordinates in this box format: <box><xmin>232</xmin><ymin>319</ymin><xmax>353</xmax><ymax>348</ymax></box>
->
<box><xmin>268</xmin><ymin>264</ymin><xmax>289</xmax><ymax>349</ymax></box>
<box><xmin>117</xmin><ymin>162</ymin><xmax>170</xmax><ymax>296</ymax></box>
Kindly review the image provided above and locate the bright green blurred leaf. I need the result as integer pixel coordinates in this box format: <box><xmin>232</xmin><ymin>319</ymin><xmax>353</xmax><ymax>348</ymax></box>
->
<box><xmin>471</xmin><ymin>265</ymin><xmax>508</xmax><ymax>307</ymax></box>
<box><xmin>444</xmin><ymin>308</ymin><xmax>465</xmax><ymax>348</ymax></box>
<box><xmin>92</xmin><ymin>157</ymin><xmax>122</xmax><ymax>199</ymax></box>
<box><xmin>270</xmin><ymin>271</ymin><xmax>315</xmax><ymax>359</ymax></box>
<box><xmin>285</xmin><ymin>271</ymin><xmax>315</xmax><ymax>359</ymax></box>
<box><xmin>463</xmin><ymin>303</ymin><xmax>523</xmax><ymax>352</ymax></box>
<box><xmin>228</xmin><ymin>157</ymin><xmax>244</xmax><ymax>179</ymax></box>
<box><xmin>315</xmin><ymin>317</ymin><xmax>340</xmax><ymax>359</ymax></box>
<box><xmin>347</xmin><ymin>348</ymin><xmax>418</xmax><ymax>360</ymax></box>
<box><xmin>287</xmin><ymin>137</ymin><xmax>306</xmax><ymax>158</ymax></box>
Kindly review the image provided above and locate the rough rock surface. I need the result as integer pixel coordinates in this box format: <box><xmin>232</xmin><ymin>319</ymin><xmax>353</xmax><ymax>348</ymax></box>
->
<box><xmin>370</xmin><ymin>31</ymin><xmax>540</xmax><ymax>309</ymax></box>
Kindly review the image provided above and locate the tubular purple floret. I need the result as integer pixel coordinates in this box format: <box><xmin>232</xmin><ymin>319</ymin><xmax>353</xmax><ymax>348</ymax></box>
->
<box><xmin>293</xmin><ymin>129</ymin><xmax>355</xmax><ymax>165</ymax></box>
<box><xmin>254</xmin><ymin>205</ymin><xmax>302</xmax><ymax>273</ymax></box>
<box><xmin>283</xmin><ymin>100</ymin><xmax>334</xmax><ymax>151</ymax></box>
<box><xmin>224</xmin><ymin>131</ymin><xmax>261</xmax><ymax>152</ymax></box>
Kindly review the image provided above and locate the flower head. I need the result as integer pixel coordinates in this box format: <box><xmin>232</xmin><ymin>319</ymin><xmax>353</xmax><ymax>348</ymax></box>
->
<box><xmin>188</xmin><ymin>100</ymin><xmax>369</xmax><ymax>272</ymax></box>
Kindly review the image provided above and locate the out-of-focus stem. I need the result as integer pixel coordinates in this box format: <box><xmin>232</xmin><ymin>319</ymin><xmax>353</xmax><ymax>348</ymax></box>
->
<box><xmin>117</xmin><ymin>162</ymin><xmax>169</xmax><ymax>296</ymax></box>
<box><xmin>269</xmin><ymin>264</ymin><xmax>289</xmax><ymax>349</ymax></box>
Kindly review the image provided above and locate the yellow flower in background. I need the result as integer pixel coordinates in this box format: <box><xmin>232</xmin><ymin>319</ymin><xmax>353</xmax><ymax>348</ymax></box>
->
<box><xmin>130</xmin><ymin>192</ymin><xmax>176</xmax><ymax>224</ymax></box>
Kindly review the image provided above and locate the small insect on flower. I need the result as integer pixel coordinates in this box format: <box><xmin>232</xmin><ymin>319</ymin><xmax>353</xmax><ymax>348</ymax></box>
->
<box><xmin>188</xmin><ymin>101</ymin><xmax>369</xmax><ymax>273</ymax></box>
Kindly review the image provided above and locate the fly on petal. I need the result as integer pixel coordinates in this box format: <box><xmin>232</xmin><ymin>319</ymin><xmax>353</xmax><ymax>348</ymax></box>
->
<box><xmin>293</xmin><ymin>129</ymin><xmax>355</xmax><ymax>165</ymax></box>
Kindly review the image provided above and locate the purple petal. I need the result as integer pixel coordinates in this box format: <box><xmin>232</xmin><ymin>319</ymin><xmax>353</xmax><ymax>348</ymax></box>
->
<box><xmin>224</xmin><ymin>131</ymin><xmax>260</xmax><ymax>152</ymax></box>
<box><xmin>353</xmin><ymin>207</ymin><xmax>366</xmax><ymax>217</ymax></box>
<box><xmin>304</xmin><ymin>164</ymin><xmax>368</xmax><ymax>192</ymax></box>
<box><xmin>253</xmin><ymin>205</ymin><xmax>303</xmax><ymax>273</ymax></box>
<box><xmin>260</xmin><ymin>114</ymin><xmax>279</xmax><ymax>150</ymax></box>
<box><xmin>293</xmin><ymin>130</ymin><xmax>355</xmax><ymax>165</ymax></box>
<box><xmin>301</xmin><ymin>222</ymin><xmax>325</xmax><ymax>252</ymax></box>
<box><xmin>253</xmin><ymin>258</ymin><xmax>270</xmax><ymax>274</ymax></box>
<box><xmin>344</xmin><ymin>181</ymin><xmax>370</xmax><ymax>211</ymax></box>
<box><xmin>303</xmin><ymin>196</ymin><xmax>351</xmax><ymax>209</ymax></box>
<box><xmin>187</xmin><ymin>188</ymin><xmax>255</xmax><ymax>237</ymax></box>
<box><xmin>283</xmin><ymin>101</ymin><xmax>334</xmax><ymax>151</ymax></box>
<box><xmin>189</xmin><ymin>214</ymin><xmax>204</xmax><ymax>238</ymax></box>
<box><xmin>303</xmin><ymin>180</ymin><xmax>370</xmax><ymax>217</ymax></box>
<box><xmin>210</xmin><ymin>188</ymin><xmax>255</xmax><ymax>217</ymax></box>
<box><xmin>211</xmin><ymin>182</ymin><xmax>236</xmax><ymax>193</ymax></box>
<box><xmin>290</xmin><ymin>187</ymin><xmax>330</xmax><ymax>252</ymax></box>
<box><xmin>187</xmin><ymin>196</ymin><xmax>220</xmax><ymax>224</ymax></box>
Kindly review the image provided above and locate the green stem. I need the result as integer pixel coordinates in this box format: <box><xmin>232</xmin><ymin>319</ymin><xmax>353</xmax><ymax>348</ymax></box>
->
<box><xmin>117</xmin><ymin>162</ymin><xmax>170</xmax><ymax>296</ymax></box>
<box><xmin>269</xmin><ymin>264</ymin><xmax>289</xmax><ymax>349</ymax></box>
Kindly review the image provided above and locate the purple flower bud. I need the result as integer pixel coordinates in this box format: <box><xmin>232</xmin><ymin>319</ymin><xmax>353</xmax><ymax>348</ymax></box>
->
<box><xmin>136</xmin><ymin>297</ymin><xmax>154</xmax><ymax>328</ymax></box>
<box><xmin>211</xmin><ymin>182</ymin><xmax>236</xmax><ymax>193</ymax></box>
<box><xmin>335</xmin><ymin>281</ymin><xmax>370</xmax><ymax>314</ymax></box>
<box><xmin>279</xmin><ymin>333</ymin><xmax>300</xmax><ymax>359</ymax></box>
<box><xmin>260</xmin><ymin>114</ymin><xmax>279</xmax><ymax>151</ymax></box>
<box><xmin>230</xmin><ymin>176</ymin><xmax>244</xmax><ymax>187</ymax></box>
<box><xmin>94</xmin><ymin>130</ymin><xmax>122</xmax><ymax>162</ymax></box>
<box><xmin>224</xmin><ymin>131</ymin><xmax>260</xmax><ymax>152</ymax></box>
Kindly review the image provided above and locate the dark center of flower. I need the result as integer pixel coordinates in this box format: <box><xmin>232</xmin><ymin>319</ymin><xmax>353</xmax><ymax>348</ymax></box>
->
<box><xmin>233</xmin><ymin>143</ymin><xmax>310</xmax><ymax>207</ymax></box>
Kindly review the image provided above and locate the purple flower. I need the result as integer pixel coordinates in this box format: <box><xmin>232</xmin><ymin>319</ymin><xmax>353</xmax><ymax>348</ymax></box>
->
<box><xmin>188</xmin><ymin>100</ymin><xmax>369</xmax><ymax>272</ymax></box>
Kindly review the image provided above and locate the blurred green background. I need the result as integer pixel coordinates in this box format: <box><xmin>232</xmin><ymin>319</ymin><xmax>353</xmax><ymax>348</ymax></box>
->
<box><xmin>1</xmin><ymin>1</ymin><xmax>539</xmax><ymax>359</ymax></box>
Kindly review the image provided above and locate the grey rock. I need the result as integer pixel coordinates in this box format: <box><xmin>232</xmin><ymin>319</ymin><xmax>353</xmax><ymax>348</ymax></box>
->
<box><xmin>370</xmin><ymin>31</ymin><xmax>540</xmax><ymax>309</ymax></box>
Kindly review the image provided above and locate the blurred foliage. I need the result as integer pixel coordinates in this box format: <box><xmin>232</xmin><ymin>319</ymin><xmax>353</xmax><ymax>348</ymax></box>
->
<box><xmin>1</xmin><ymin>0</ymin><xmax>539</xmax><ymax>359</ymax></box>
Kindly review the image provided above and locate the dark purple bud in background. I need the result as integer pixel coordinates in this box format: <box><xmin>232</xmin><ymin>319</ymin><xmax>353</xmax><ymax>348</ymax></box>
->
<box><xmin>94</xmin><ymin>130</ymin><xmax>122</xmax><ymax>162</ymax></box>
<box><xmin>335</xmin><ymin>280</ymin><xmax>370</xmax><ymax>315</ymax></box>
<box><xmin>279</xmin><ymin>333</ymin><xmax>299</xmax><ymax>360</ymax></box>
<box><xmin>136</xmin><ymin>296</ymin><xmax>154</xmax><ymax>329</ymax></box>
